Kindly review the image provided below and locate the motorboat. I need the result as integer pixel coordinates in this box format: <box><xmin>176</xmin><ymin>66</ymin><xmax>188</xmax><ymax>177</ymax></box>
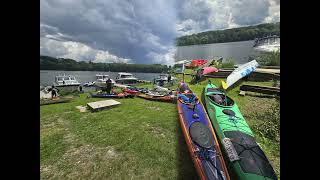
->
<box><xmin>253</xmin><ymin>35</ymin><xmax>280</xmax><ymax>52</ymax></box>
<box><xmin>53</xmin><ymin>74</ymin><xmax>80</xmax><ymax>92</ymax></box>
<box><xmin>54</xmin><ymin>74</ymin><xmax>80</xmax><ymax>86</ymax></box>
<box><xmin>94</xmin><ymin>74</ymin><xmax>115</xmax><ymax>88</ymax></box>
<box><xmin>115</xmin><ymin>72</ymin><xmax>138</xmax><ymax>85</ymax></box>
<box><xmin>83</xmin><ymin>81</ymin><xmax>95</xmax><ymax>87</ymax></box>
<box><xmin>153</xmin><ymin>74</ymin><xmax>176</xmax><ymax>85</ymax></box>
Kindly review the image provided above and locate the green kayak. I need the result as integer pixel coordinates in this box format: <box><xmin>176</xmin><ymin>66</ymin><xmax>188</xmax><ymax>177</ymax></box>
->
<box><xmin>202</xmin><ymin>82</ymin><xmax>277</xmax><ymax>180</ymax></box>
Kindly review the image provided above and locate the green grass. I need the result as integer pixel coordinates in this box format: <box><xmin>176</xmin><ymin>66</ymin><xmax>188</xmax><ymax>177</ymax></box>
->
<box><xmin>40</xmin><ymin>74</ymin><xmax>280</xmax><ymax>179</ymax></box>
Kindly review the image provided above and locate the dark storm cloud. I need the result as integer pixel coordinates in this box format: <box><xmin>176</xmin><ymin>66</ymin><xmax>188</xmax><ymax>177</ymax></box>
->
<box><xmin>41</xmin><ymin>0</ymin><xmax>178</xmax><ymax>64</ymax></box>
<box><xmin>40</xmin><ymin>0</ymin><xmax>279</xmax><ymax>64</ymax></box>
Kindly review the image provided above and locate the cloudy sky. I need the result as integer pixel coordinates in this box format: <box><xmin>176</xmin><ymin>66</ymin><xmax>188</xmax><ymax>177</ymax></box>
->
<box><xmin>40</xmin><ymin>0</ymin><xmax>279</xmax><ymax>65</ymax></box>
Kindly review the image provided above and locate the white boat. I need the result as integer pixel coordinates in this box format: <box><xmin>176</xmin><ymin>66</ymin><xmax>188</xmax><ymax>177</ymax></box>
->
<box><xmin>94</xmin><ymin>74</ymin><xmax>115</xmax><ymax>88</ymax></box>
<box><xmin>53</xmin><ymin>75</ymin><xmax>79</xmax><ymax>88</ymax></box>
<box><xmin>115</xmin><ymin>72</ymin><xmax>138</xmax><ymax>85</ymax></box>
<box><xmin>253</xmin><ymin>35</ymin><xmax>280</xmax><ymax>52</ymax></box>
<box><xmin>153</xmin><ymin>74</ymin><xmax>176</xmax><ymax>85</ymax></box>
<box><xmin>83</xmin><ymin>81</ymin><xmax>95</xmax><ymax>87</ymax></box>
<box><xmin>54</xmin><ymin>74</ymin><xmax>80</xmax><ymax>86</ymax></box>
<box><xmin>53</xmin><ymin>74</ymin><xmax>80</xmax><ymax>91</ymax></box>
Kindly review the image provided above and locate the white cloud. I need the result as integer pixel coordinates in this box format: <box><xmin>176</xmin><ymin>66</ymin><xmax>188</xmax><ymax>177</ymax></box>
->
<box><xmin>93</xmin><ymin>51</ymin><xmax>131</xmax><ymax>64</ymax></box>
<box><xmin>264</xmin><ymin>0</ymin><xmax>280</xmax><ymax>23</ymax></box>
<box><xmin>40</xmin><ymin>38</ymin><xmax>132</xmax><ymax>63</ymax></box>
<box><xmin>177</xmin><ymin>0</ymin><xmax>278</xmax><ymax>35</ymax></box>
<box><xmin>147</xmin><ymin>47</ymin><xmax>176</xmax><ymax>65</ymax></box>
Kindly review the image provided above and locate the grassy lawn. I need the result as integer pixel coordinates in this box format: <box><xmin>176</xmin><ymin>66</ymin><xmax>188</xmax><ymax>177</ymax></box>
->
<box><xmin>40</xmin><ymin>74</ymin><xmax>280</xmax><ymax>179</ymax></box>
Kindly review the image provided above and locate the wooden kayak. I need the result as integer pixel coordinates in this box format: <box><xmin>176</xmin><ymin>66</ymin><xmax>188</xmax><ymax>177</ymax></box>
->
<box><xmin>177</xmin><ymin>83</ymin><xmax>230</xmax><ymax>180</ymax></box>
<box><xmin>137</xmin><ymin>93</ymin><xmax>176</xmax><ymax>103</ymax></box>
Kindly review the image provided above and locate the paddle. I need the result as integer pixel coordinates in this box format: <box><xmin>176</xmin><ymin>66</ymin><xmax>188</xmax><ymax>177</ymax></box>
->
<box><xmin>221</xmin><ymin>80</ymin><xmax>228</xmax><ymax>106</ymax></box>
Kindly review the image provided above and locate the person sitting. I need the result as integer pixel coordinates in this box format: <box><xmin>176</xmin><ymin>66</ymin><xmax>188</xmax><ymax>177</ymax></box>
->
<box><xmin>194</xmin><ymin>69</ymin><xmax>203</xmax><ymax>84</ymax></box>
<box><xmin>178</xmin><ymin>82</ymin><xmax>189</xmax><ymax>93</ymax></box>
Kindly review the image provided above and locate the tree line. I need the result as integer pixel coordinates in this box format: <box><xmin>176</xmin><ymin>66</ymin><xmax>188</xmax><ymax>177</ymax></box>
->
<box><xmin>40</xmin><ymin>55</ymin><xmax>169</xmax><ymax>73</ymax></box>
<box><xmin>176</xmin><ymin>22</ymin><xmax>280</xmax><ymax>46</ymax></box>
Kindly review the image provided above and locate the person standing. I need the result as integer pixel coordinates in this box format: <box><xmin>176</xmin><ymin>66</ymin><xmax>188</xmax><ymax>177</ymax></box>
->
<box><xmin>50</xmin><ymin>85</ymin><xmax>58</xmax><ymax>99</ymax></box>
<box><xmin>106</xmin><ymin>78</ymin><xmax>113</xmax><ymax>94</ymax></box>
<box><xmin>167</xmin><ymin>74</ymin><xmax>171</xmax><ymax>85</ymax></box>
<box><xmin>78</xmin><ymin>85</ymin><xmax>83</xmax><ymax>92</ymax></box>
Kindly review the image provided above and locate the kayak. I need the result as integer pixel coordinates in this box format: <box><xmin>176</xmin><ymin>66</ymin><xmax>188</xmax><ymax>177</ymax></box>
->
<box><xmin>40</xmin><ymin>96</ymin><xmax>73</xmax><ymax>106</ymax></box>
<box><xmin>123</xmin><ymin>88</ymin><xmax>139</xmax><ymax>95</ymax></box>
<box><xmin>226</xmin><ymin>60</ymin><xmax>259</xmax><ymax>89</ymax></box>
<box><xmin>190</xmin><ymin>59</ymin><xmax>208</xmax><ymax>67</ymax></box>
<box><xmin>177</xmin><ymin>83</ymin><xmax>230</xmax><ymax>180</ymax></box>
<box><xmin>202</xmin><ymin>83</ymin><xmax>277</xmax><ymax>180</ymax></box>
<box><xmin>89</xmin><ymin>92</ymin><xmax>134</xmax><ymax>98</ymax></box>
<box><xmin>154</xmin><ymin>85</ymin><xmax>170</xmax><ymax>93</ymax></box>
<box><xmin>202</xmin><ymin>67</ymin><xmax>219</xmax><ymax>76</ymax></box>
<box><xmin>127</xmin><ymin>87</ymin><xmax>150</xmax><ymax>93</ymax></box>
<box><xmin>137</xmin><ymin>93</ymin><xmax>176</xmax><ymax>103</ymax></box>
<box><xmin>193</xmin><ymin>67</ymin><xmax>219</xmax><ymax>84</ymax></box>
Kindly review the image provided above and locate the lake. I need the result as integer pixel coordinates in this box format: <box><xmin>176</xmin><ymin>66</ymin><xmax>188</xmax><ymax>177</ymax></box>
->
<box><xmin>40</xmin><ymin>70</ymin><xmax>162</xmax><ymax>86</ymax></box>
<box><xmin>176</xmin><ymin>40</ymin><xmax>260</xmax><ymax>64</ymax></box>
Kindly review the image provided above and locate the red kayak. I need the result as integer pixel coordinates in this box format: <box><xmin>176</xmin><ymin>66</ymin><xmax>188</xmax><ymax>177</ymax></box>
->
<box><xmin>123</xmin><ymin>88</ymin><xmax>140</xmax><ymax>95</ymax></box>
<box><xmin>201</xmin><ymin>67</ymin><xmax>218</xmax><ymax>75</ymax></box>
<box><xmin>190</xmin><ymin>59</ymin><xmax>208</xmax><ymax>67</ymax></box>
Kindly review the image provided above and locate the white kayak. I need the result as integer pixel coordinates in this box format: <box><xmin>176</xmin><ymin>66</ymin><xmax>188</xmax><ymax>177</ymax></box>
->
<box><xmin>154</xmin><ymin>85</ymin><xmax>170</xmax><ymax>93</ymax></box>
<box><xmin>226</xmin><ymin>60</ymin><xmax>259</xmax><ymax>88</ymax></box>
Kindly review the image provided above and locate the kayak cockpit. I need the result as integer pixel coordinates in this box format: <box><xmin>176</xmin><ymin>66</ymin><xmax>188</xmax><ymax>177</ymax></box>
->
<box><xmin>206</xmin><ymin>88</ymin><xmax>234</xmax><ymax>107</ymax></box>
<box><xmin>178</xmin><ymin>93</ymin><xmax>199</xmax><ymax>105</ymax></box>
<box><xmin>189</xmin><ymin>122</ymin><xmax>214</xmax><ymax>149</ymax></box>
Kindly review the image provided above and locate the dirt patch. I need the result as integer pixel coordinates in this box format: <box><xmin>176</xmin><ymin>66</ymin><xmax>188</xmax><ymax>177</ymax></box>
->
<box><xmin>76</xmin><ymin>106</ymin><xmax>87</xmax><ymax>112</ymax></box>
<box><xmin>41</xmin><ymin>144</ymin><xmax>121</xmax><ymax>179</ymax></box>
<box><xmin>40</xmin><ymin>165</ymin><xmax>57</xmax><ymax>179</ymax></box>
<box><xmin>149</xmin><ymin>126</ymin><xmax>166</xmax><ymax>138</ymax></box>
<box><xmin>41</xmin><ymin>116</ymin><xmax>67</xmax><ymax>133</ymax></box>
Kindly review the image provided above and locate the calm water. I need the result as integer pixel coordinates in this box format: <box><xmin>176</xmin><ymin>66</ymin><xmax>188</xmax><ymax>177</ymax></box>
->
<box><xmin>40</xmin><ymin>70</ymin><xmax>162</xmax><ymax>86</ymax></box>
<box><xmin>176</xmin><ymin>40</ymin><xmax>259</xmax><ymax>64</ymax></box>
